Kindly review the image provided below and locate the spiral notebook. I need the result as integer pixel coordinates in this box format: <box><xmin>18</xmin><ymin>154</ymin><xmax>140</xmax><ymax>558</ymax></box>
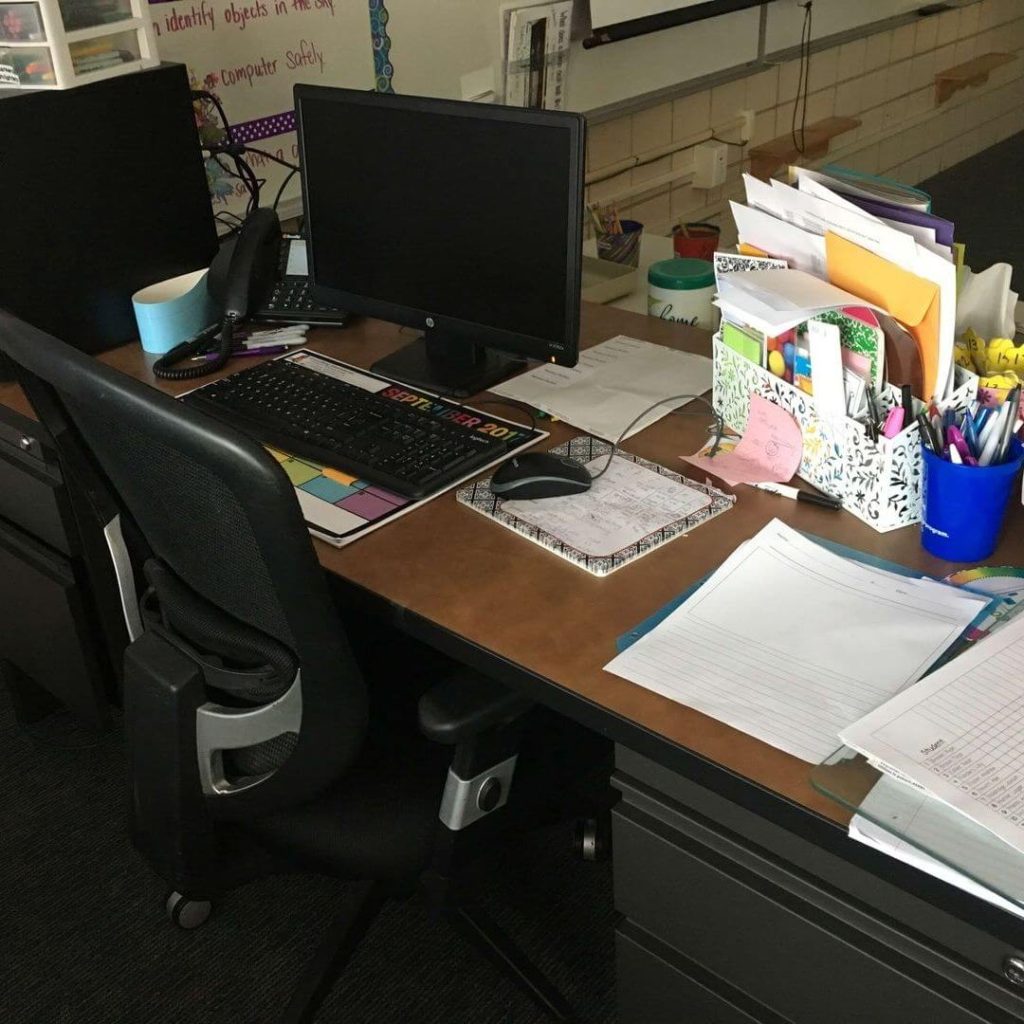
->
<box><xmin>456</xmin><ymin>437</ymin><xmax>734</xmax><ymax>576</ymax></box>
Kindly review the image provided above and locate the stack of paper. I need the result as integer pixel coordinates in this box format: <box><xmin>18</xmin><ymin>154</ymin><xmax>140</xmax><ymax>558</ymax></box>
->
<box><xmin>489</xmin><ymin>335</ymin><xmax>713</xmax><ymax>442</ymax></box>
<box><xmin>850</xmin><ymin>775</ymin><xmax>1024</xmax><ymax>920</ymax></box>
<box><xmin>604</xmin><ymin>519</ymin><xmax>986</xmax><ymax>763</ymax></box>
<box><xmin>841</xmin><ymin>611</ymin><xmax>1024</xmax><ymax>859</ymax></box>
<box><xmin>729</xmin><ymin>167</ymin><xmax>957</xmax><ymax>400</ymax></box>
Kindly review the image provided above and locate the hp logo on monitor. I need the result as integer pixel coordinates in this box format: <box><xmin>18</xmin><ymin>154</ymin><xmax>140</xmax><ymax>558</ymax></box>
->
<box><xmin>426</xmin><ymin>317</ymin><xmax>435</xmax><ymax>327</ymax></box>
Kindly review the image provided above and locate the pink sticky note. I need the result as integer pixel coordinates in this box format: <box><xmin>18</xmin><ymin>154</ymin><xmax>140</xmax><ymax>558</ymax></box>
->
<box><xmin>683</xmin><ymin>394</ymin><xmax>802</xmax><ymax>486</ymax></box>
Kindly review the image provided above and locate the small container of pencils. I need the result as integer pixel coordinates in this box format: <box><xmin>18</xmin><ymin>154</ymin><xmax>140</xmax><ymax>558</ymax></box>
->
<box><xmin>590</xmin><ymin>204</ymin><xmax>643</xmax><ymax>268</ymax></box>
<box><xmin>672</xmin><ymin>221</ymin><xmax>720</xmax><ymax>262</ymax></box>
<box><xmin>921</xmin><ymin>395</ymin><xmax>1024</xmax><ymax>560</ymax></box>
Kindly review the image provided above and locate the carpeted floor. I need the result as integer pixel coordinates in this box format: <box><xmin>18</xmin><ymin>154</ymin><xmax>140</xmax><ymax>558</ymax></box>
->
<box><xmin>920</xmin><ymin>131</ymin><xmax>1024</xmax><ymax>294</ymax></box>
<box><xmin>1</xmin><ymin>687</ymin><xmax>617</xmax><ymax>1024</ymax></box>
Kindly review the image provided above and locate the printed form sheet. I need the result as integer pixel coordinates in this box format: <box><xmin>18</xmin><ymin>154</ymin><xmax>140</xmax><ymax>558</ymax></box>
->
<box><xmin>605</xmin><ymin>520</ymin><xmax>986</xmax><ymax>762</ymax></box>
<box><xmin>841</xmin><ymin>612</ymin><xmax>1024</xmax><ymax>856</ymax></box>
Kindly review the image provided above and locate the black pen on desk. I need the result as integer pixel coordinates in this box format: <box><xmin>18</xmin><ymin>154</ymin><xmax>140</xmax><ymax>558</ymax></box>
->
<box><xmin>916</xmin><ymin>411</ymin><xmax>938</xmax><ymax>453</ymax></box>
<box><xmin>751</xmin><ymin>482</ymin><xmax>842</xmax><ymax>510</ymax></box>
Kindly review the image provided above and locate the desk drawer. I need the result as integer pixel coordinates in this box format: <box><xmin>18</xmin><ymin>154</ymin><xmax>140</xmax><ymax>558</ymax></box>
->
<box><xmin>617</xmin><ymin>920</ymin><xmax>784</xmax><ymax>1024</ymax></box>
<box><xmin>613</xmin><ymin>803</ymin><xmax>1016</xmax><ymax>1024</ymax></box>
<box><xmin>0</xmin><ymin>408</ymin><xmax>69</xmax><ymax>555</ymax></box>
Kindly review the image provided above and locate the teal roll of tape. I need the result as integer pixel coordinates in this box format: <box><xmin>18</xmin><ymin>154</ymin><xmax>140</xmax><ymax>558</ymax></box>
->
<box><xmin>133</xmin><ymin>269</ymin><xmax>218</xmax><ymax>355</ymax></box>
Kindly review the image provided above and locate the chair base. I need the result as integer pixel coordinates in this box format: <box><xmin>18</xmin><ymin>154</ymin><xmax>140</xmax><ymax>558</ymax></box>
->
<box><xmin>279</xmin><ymin>881</ymin><xmax>576</xmax><ymax>1024</ymax></box>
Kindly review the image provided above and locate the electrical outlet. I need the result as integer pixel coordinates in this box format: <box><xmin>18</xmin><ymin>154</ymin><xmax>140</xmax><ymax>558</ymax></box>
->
<box><xmin>740</xmin><ymin>109</ymin><xmax>756</xmax><ymax>143</ymax></box>
<box><xmin>692</xmin><ymin>141</ymin><xmax>728</xmax><ymax>189</ymax></box>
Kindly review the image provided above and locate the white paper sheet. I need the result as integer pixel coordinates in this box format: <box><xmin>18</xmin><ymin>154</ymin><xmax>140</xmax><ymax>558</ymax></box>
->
<box><xmin>501</xmin><ymin>455</ymin><xmax>711</xmax><ymax>557</ymax></box>
<box><xmin>490</xmin><ymin>336</ymin><xmax>713</xmax><ymax>442</ymax></box>
<box><xmin>605</xmin><ymin>520</ymin><xmax>986</xmax><ymax>763</ymax></box>
<box><xmin>841</xmin><ymin>612</ymin><xmax>1024</xmax><ymax>856</ymax></box>
<box><xmin>730</xmin><ymin>201</ymin><xmax>828</xmax><ymax>277</ymax></box>
<box><xmin>850</xmin><ymin>776</ymin><xmax>1024</xmax><ymax>920</ymax></box>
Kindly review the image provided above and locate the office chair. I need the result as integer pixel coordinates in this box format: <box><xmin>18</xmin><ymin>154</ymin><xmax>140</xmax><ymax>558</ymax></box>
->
<box><xmin>0</xmin><ymin>311</ymin><xmax>578</xmax><ymax>1024</ymax></box>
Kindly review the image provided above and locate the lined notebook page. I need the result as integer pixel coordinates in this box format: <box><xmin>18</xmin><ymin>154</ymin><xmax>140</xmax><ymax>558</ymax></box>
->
<box><xmin>842</xmin><ymin>612</ymin><xmax>1024</xmax><ymax>855</ymax></box>
<box><xmin>605</xmin><ymin>520</ymin><xmax>986</xmax><ymax>763</ymax></box>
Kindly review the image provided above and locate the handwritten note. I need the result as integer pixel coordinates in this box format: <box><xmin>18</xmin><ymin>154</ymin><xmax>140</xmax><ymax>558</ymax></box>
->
<box><xmin>683</xmin><ymin>394</ymin><xmax>802</xmax><ymax>486</ymax></box>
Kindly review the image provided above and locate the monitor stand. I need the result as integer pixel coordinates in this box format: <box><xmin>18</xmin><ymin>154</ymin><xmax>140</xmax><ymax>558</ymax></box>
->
<box><xmin>371</xmin><ymin>330</ymin><xmax>525</xmax><ymax>398</ymax></box>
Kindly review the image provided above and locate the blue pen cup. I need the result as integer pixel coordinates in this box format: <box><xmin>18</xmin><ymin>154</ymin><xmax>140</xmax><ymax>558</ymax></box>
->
<box><xmin>921</xmin><ymin>438</ymin><xmax>1024</xmax><ymax>561</ymax></box>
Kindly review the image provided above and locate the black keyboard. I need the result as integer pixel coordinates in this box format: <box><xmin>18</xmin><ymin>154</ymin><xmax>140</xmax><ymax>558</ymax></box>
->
<box><xmin>183</xmin><ymin>354</ymin><xmax>529</xmax><ymax>499</ymax></box>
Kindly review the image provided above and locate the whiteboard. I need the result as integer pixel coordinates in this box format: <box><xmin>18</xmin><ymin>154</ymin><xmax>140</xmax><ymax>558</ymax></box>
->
<box><xmin>382</xmin><ymin>0</ymin><xmax>761</xmax><ymax>112</ymax></box>
<box><xmin>148</xmin><ymin>0</ymin><xmax>373</xmax><ymax>216</ymax></box>
<box><xmin>590</xmin><ymin>0</ymin><xmax>706</xmax><ymax>29</ymax></box>
<box><xmin>764</xmin><ymin>0</ymin><xmax>919</xmax><ymax>54</ymax></box>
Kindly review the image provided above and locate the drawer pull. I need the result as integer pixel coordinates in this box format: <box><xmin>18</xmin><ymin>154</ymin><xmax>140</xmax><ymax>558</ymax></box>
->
<box><xmin>1003</xmin><ymin>956</ymin><xmax>1024</xmax><ymax>987</ymax></box>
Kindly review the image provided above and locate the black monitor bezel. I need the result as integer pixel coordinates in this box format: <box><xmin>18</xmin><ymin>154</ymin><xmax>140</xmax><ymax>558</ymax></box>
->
<box><xmin>294</xmin><ymin>84</ymin><xmax>584</xmax><ymax>368</ymax></box>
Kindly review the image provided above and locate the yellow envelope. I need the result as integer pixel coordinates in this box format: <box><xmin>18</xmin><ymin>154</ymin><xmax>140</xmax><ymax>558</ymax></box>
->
<box><xmin>825</xmin><ymin>232</ymin><xmax>941</xmax><ymax>400</ymax></box>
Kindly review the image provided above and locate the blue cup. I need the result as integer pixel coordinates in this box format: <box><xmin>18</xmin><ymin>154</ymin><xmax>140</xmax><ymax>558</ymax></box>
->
<box><xmin>921</xmin><ymin>437</ymin><xmax>1024</xmax><ymax>561</ymax></box>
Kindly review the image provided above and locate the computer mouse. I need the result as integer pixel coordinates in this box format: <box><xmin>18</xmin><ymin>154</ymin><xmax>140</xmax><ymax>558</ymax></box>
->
<box><xmin>490</xmin><ymin>451</ymin><xmax>593</xmax><ymax>500</ymax></box>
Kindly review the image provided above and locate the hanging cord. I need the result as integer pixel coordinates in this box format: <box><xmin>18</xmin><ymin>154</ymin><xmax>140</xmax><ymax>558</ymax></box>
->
<box><xmin>192</xmin><ymin>90</ymin><xmax>300</xmax><ymax>213</ymax></box>
<box><xmin>588</xmin><ymin>394</ymin><xmax>725</xmax><ymax>483</ymax></box>
<box><xmin>791</xmin><ymin>1</ymin><xmax>814</xmax><ymax>156</ymax></box>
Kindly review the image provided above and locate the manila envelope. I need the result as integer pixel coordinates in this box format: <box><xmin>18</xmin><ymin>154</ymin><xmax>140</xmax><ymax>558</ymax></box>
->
<box><xmin>825</xmin><ymin>232</ymin><xmax>941</xmax><ymax>400</ymax></box>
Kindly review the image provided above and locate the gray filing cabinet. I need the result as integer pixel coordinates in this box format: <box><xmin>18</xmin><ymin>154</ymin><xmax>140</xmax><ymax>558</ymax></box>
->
<box><xmin>0</xmin><ymin>403</ymin><xmax>123</xmax><ymax>728</ymax></box>
<box><xmin>612</xmin><ymin>745</ymin><xmax>1024</xmax><ymax>1024</ymax></box>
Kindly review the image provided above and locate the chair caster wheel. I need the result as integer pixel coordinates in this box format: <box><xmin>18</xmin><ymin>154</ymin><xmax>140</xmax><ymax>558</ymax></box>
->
<box><xmin>166</xmin><ymin>891</ymin><xmax>212</xmax><ymax>929</ymax></box>
<box><xmin>573</xmin><ymin>815</ymin><xmax>611</xmax><ymax>862</ymax></box>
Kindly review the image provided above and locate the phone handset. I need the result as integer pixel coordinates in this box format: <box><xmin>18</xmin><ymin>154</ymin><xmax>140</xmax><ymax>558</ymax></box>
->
<box><xmin>153</xmin><ymin>208</ymin><xmax>282</xmax><ymax>381</ymax></box>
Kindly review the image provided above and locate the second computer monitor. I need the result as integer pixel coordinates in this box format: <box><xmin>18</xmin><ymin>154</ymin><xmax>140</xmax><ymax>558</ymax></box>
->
<box><xmin>295</xmin><ymin>85</ymin><xmax>584</xmax><ymax>396</ymax></box>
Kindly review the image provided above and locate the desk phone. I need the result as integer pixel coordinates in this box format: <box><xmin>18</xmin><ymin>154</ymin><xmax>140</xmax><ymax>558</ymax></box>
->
<box><xmin>254</xmin><ymin>236</ymin><xmax>349</xmax><ymax>327</ymax></box>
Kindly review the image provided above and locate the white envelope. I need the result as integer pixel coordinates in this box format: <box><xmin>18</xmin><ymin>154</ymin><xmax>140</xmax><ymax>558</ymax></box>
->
<box><xmin>730</xmin><ymin>201</ymin><xmax>827</xmax><ymax>277</ymax></box>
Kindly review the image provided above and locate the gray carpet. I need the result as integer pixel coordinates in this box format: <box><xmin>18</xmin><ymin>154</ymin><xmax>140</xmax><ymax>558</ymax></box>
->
<box><xmin>1</xmin><ymin>690</ymin><xmax>617</xmax><ymax>1024</ymax></box>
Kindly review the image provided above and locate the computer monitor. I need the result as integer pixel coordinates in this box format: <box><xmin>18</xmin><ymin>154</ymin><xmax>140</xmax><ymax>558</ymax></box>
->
<box><xmin>295</xmin><ymin>85</ymin><xmax>584</xmax><ymax>396</ymax></box>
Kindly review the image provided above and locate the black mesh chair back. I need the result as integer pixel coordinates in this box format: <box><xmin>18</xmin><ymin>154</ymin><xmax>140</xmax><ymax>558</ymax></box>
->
<box><xmin>0</xmin><ymin>311</ymin><xmax>367</xmax><ymax>817</ymax></box>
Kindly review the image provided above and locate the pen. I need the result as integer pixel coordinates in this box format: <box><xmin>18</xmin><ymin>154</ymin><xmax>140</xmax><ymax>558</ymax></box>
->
<box><xmin>751</xmin><ymin>482</ymin><xmax>843</xmax><ymax>509</ymax></box>
<box><xmin>995</xmin><ymin>385</ymin><xmax>1022</xmax><ymax>464</ymax></box>
<box><xmin>901</xmin><ymin>383</ymin><xmax>913</xmax><ymax>421</ymax></box>
<box><xmin>197</xmin><ymin>345</ymin><xmax>290</xmax><ymax>361</ymax></box>
<box><xmin>945</xmin><ymin>426</ymin><xmax>977</xmax><ymax>466</ymax></box>
<box><xmin>865</xmin><ymin>386</ymin><xmax>881</xmax><ymax>443</ymax></box>
<box><xmin>916</xmin><ymin>411</ymin><xmax>938</xmax><ymax>452</ymax></box>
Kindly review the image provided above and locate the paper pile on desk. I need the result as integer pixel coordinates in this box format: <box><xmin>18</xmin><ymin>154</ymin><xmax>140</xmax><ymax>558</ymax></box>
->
<box><xmin>604</xmin><ymin>519</ymin><xmax>987</xmax><ymax>763</ymax></box>
<box><xmin>490</xmin><ymin>335</ymin><xmax>712</xmax><ymax>442</ymax></box>
<box><xmin>729</xmin><ymin>168</ymin><xmax>958</xmax><ymax>400</ymax></box>
<box><xmin>840</xmin><ymin>610</ymin><xmax>1024</xmax><ymax>859</ymax></box>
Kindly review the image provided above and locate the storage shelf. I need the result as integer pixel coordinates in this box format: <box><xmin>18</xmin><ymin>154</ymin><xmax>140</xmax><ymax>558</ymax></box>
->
<box><xmin>935</xmin><ymin>52</ymin><xmax>1015</xmax><ymax>105</ymax></box>
<box><xmin>747</xmin><ymin>117</ymin><xmax>861</xmax><ymax>181</ymax></box>
<box><xmin>64</xmin><ymin>17</ymin><xmax>140</xmax><ymax>42</ymax></box>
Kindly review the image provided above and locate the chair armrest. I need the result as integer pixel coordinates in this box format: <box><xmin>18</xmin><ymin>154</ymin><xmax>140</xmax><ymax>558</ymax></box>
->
<box><xmin>418</xmin><ymin>670</ymin><xmax>533</xmax><ymax>745</ymax></box>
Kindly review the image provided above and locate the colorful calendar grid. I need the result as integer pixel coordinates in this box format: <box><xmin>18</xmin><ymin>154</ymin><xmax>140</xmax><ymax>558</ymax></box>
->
<box><xmin>266</xmin><ymin>446</ymin><xmax>410</xmax><ymax>541</ymax></box>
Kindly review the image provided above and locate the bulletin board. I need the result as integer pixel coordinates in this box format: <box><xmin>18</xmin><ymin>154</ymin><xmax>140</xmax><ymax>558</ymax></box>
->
<box><xmin>147</xmin><ymin>0</ymin><xmax>378</xmax><ymax>216</ymax></box>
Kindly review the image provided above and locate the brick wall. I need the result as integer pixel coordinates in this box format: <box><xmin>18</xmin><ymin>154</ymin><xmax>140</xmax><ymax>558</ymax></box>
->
<box><xmin>584</xmin><ymin>0</ymin><xmax>1024</xmax><ymax>247</ymax></box>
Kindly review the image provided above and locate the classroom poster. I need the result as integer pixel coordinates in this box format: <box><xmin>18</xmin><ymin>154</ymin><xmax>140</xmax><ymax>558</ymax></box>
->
<box><xmin>147</xmin><ymin>0</ymin><xmax>380</xmax><ymax>216</ymax></box>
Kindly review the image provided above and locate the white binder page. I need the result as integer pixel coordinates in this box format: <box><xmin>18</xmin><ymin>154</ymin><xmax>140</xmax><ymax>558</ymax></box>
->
<box><xmin>605</xmin><ymin>520</ymin><xmax>986</xmax><ymax>762</ymax></box>
<box><xmin>841</xmin><ymin>612</ymin><xmax>1024</xmax><ymax>855</ymax></box>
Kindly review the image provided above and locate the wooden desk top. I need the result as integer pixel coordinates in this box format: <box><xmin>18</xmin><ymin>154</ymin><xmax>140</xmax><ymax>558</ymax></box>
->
<box><xmin>6</xmin><ymin>305</ymin><xmax>1022</xmax><ymax>828</ymax></box>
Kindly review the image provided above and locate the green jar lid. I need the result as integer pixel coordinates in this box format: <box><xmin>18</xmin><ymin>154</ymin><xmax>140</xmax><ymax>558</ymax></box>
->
<box><xmin>648</xmin><ymin>257</ymin><xmax>715</xmax><ymax>290</ymax></box>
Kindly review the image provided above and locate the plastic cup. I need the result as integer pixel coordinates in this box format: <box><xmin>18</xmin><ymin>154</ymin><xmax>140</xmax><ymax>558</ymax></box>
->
<box><xmin>921</xmin><ymin>437</ymin><xmax>1024</xmax><ymax>561</ymax></box>
<box><xmin>672</xmin><ymin>222</ymin><xmax>720</xmax><ymax>262</ymax></box>
<box><xmin>597</xmin><ymin>219</ymin><xmax>643</xmax><ymax>267</ymax></box>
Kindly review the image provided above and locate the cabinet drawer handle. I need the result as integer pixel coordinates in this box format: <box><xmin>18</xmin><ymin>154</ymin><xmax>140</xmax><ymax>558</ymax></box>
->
<box><xmin>1003</xmin><ymin>956</ymin><xmax>1024</xmax><ymax>987</ymax></box>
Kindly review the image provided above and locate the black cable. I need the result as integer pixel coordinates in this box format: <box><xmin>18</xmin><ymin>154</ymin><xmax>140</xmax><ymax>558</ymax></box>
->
<box><xmin>588</xmin><ymin>393</ymin><xmax>725</xmax><ymax>483</ymax></box>
<box><xmin>273</xmin><ymin>167</ymin><xmax>298</xmax><ymax>211</ymax></box>
<box><xmin>709</xmin><ymin>134</ymin><xmax>748</xmax><ymax>149</ymax></box>
<box><xmin>153</xmin><ymin>317</ymin><xmax>237</xmax><ymax>381</ymax></box>
<box><xmin>791</xmin><ymin>1</ymin><xmax>813</xmax><ymax>156</ymax></box>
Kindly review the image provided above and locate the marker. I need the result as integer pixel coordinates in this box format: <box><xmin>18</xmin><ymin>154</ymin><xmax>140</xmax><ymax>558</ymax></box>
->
<box><xmin>751</xmin><ymin>482</ymin><xmax>842</xmax><ymax>509</ymax></box>
<box><xmin>946</xmin><ymin>426</ymin><xmax>977</xmax><ymax>466</ymax></box>
<box><xmin>882</xmin><ymin>407</ymin><xmax>905</xmax><ymax>438</ymax></box>
<box><xmin>901</xmin><ymin>383</ymin><xmax>914</xmax><ymax>421</ymax></box>
<box><xmin>916</xmin><ymin>411</ymin><xmax>938</xmax><ymax>452</ymax></box>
